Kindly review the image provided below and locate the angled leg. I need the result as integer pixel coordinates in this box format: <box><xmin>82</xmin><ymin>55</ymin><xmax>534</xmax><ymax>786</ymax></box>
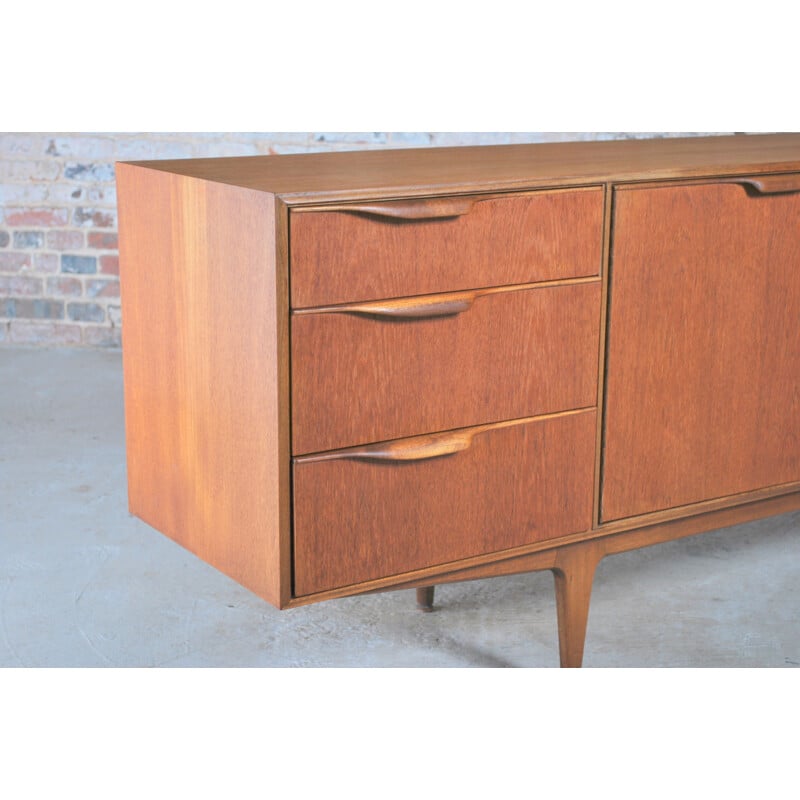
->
<box><xmin>552</xmin><ymin>544</ymin><xmax>602</xmax><ymax>668</ymax></box>
<box><xmin>416</xmin><ymin>586</ymin><xmax>435</xmax><ymax>612</ymax></box>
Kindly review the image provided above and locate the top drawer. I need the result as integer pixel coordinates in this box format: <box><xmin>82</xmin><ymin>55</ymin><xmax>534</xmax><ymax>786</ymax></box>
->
<box><xmin>289</xmin><ymin>187</ymin><xmax>604</xmax><ymax>308</ymax></box>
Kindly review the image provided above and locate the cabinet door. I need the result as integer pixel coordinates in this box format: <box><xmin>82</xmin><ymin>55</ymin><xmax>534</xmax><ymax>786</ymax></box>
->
<box><xmin>602</xmin><ymin>178</ymin><xmax>800</xmax><ymax>522</ymax></box>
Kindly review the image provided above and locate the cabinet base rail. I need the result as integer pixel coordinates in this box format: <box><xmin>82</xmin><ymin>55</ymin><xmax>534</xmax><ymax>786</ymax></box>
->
<box><xmin>353</xmin><ymin>490</ymin><xmax>800</xmax><ymax>667</ymax></box>
<box><xmin>410</xmin><ymin>544</ymin><xmax>601</xmax><ymax>667</ymax></box>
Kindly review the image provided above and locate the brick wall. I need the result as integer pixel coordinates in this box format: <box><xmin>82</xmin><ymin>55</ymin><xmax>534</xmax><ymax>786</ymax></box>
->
<box><xmin>0</xmin><ymin>132</ymin><xmax>730</xmax><ymax>347</ymax></box>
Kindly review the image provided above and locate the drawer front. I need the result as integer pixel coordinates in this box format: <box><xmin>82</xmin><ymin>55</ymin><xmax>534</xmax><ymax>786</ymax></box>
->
<box><xmin>293</xmin><ymin>409</ymin><xmax>596</xmax><ymax>596</ymax></box>
<box><xmin>289</xmin><ymin>188</ymin><xmax>604</xmax><ymax>308</ymax></box>
<box><xmin>292</xmin><ymin>281</ymin><xmax>600</xmax><ymax>455</ymax></box>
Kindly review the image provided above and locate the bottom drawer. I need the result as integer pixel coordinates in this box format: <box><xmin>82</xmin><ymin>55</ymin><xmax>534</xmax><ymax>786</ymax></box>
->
<box><xmin>293</xmin><ymin>409</ymin><xmax>596</xmax><ymax>596</ymax></box>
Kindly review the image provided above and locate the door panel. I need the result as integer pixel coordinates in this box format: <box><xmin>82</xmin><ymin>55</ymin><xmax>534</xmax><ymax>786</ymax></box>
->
<box><xmin>602</xmin><ymin>179</ymin><xmax>800</xmax><ymax>522</ymax></box>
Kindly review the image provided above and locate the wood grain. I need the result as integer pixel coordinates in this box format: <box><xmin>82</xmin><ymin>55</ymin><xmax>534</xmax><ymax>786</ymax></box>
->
<box><xmin>292</xmin><ymin>281</ymin><xmax>600</xmax><ymax>454</ymax></box>
<box><xmin>116</xmin><ymin>164</ymin><xmax>290</xmax><ymax>606</ymax></box>
<box><xmin>292</xmin><ymin>409</ymin><xmax>596</xmax><ymax>596</ymax></box>
<box><xmin>307</xmin><ymin>196</ymin><xmax>477</xmax><ymax>219</ymax></box>
<box><xmin>289</xmin><ymin>188</ymin><xmax>603</xmax><ymax>308</ymax></box>
<box><xmin>722</xmin><ymin>173</ymin><xmax>800</xmax><ymax>194</ymax></box>
<box><xmin>300</xmin><ymin>428</ymin><xmax>479</xmax><ymax>463</ymax></box>
<box><xmin>593</xmin><ymin>183</ymin><xmax>614</xmax><ymax>528</ymax></box>
<box><xmin>116</xmin><ymin>135</ymin><xmax>800</xmax><ymax>669</ymax></box>
<box><xmin>416</xmin><ymin>587</ymin><xmax>435</xmax><ymax>611</ymax></box>
<box><xmin>288</xmin><ymin>481</ymin><xmax>800</xmax><ymax>607</ymax></box>
<box><xmin>602</xmin><ymin>180</ymin><xmax>800</xmax><ymax>521</ymax></box>
<box><xmin>553</xmin><ymin>543</ymin><xmax>603</xmax><ymax>667</ymax></box>
<box><xmin>369</xmin><ymin>490</ymin><xmax>800</xmax><ymax>600</ymax></box>
<box><xmin>359</xmin><ymin>491</ymin><xmax>800</xmax><ymax>667</ymax></box>
<box><xmin>309</xmin><ymin>292</ymin><xmax>478</xmax><ymax>319</ymax></box>
<box><xmin>122</xmin><ymin>134</ymin><xmax>800</xmax><ymax>204</ymax></box>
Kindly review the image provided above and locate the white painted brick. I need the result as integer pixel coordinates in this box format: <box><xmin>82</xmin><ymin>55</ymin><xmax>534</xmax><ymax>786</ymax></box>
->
<box><xmin>0</xmin><ymin>134</ymin><xmax>50</xmax><ymax>157</ymax></box>
<box><xmin>191</xmin><ymin>141</ymin><xmax>263</xmax><ymax>157</ymax></box>
<box><xmin>507</xmin><ymin>133</ymin><xmax>571</xmax><ymax>144</ymax></box>
<box><xmin>313</xmin><ymin>132</ymin><xmax>388</xmax><ymax>144</ymax></box>
<box><xmin>264</xmin><ymin>143</ymin><xmax>348</xmax><ymax>155</ymax></box>
<box><xmin>0</xmin><ymin>160</ymin><xmax>61</xmax><ymax>181</ymax></box>
<box><xmin>45</xmin><ymin>135</ymin><xmax>116</xmax><ymax>160</ymax></box>
<box><xmin>387</xmin><ymin>132</ymin><xmax>434</xmax><ymax>147</ymax></box>
<box><xmin>8</xmin><ymin>320</ymin><xmax>82</xmax><ymax>345</ymax></box>
<box><xmin>261</xmin><ymin>133</ymin><xmax>313</xmax><ymax>145</ymax></box>
<box><xmin>431</xmin><ymin>133</ymin><xmax>514</xmax><ymax>147</ymax></box>
<box><xmin>114</xmin><ymin>138</ymin><xmax>195</xmax><ymax>160</ymax></box>
<box><xmin>63</xmin><ymin>162</ymin><xmax>116</xmax><ymax>182</ymax></box>
<box><xmin>85</xmin><ymin>186</ymin><xmax>117</xmax><ymax>205</ymax></box>
<box><xmin>174</xmin><ymin>132</ymin><xmax>230</xmax><ymax>141</ymax></box>
<box><xmin>0</xmin><ymin>183</ymin><xmax>51</xmax><ymax>204</ymax></box>
<box><xmin>46</xmin><ymin>184</ymin><xmax>97</xmax><ymax>204</ymax></box>
<box><xmin>186</xmin><ymin>133</ymin><xmax>310</xmax><ymax>146</ymax></box>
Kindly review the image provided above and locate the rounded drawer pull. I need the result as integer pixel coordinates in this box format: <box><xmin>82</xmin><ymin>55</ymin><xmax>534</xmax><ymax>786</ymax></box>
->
<box><xmin>723</xmin><ymin>174</ymin><xmax>800</xmax><ymax>195</ymax></box>
<box><xmin>335</xmin><ymin>292</ymin><xmax>479</xmax><ymax>320</ymax></box>
<box><xmin>302</xmin><ymin>430</ymin><xmax>477</xmax><ymax>464</ymax></box>
<box><xmin>303</xmin><ymin>197</ymin><xmax>478</xmax><ymax>220</ymax></box>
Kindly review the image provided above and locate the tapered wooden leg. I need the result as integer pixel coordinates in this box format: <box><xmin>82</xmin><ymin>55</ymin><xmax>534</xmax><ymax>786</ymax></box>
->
<box><xmin>552</xmin><ymin>544</ymin><xmax>602</xmax><ymax>668</ymax></box>
<box><xmin>416</xmin><ymin>586</ymin><xmax>435</xmax><ymax>612</ymax></box>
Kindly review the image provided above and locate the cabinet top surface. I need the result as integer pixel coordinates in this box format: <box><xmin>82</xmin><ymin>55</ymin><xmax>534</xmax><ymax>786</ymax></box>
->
<box><xmin>119</xmin><ymin>133</ymin><xmax>800</xmax><ymax>203</ymax></box>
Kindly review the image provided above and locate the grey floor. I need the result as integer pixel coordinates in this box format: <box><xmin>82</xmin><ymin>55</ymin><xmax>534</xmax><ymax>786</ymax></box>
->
<box><xmin>1</xmin><ymin>346</ymin><xmax>799</xmax><ymax>667</ymax></box>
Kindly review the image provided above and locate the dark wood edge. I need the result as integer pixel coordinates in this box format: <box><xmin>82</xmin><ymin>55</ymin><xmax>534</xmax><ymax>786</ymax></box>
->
<box><xmin>284</xmin><ymin>184</ymin><xmax>605</xmax><ymax>210</ymax></box>
<box><xmin>291</xmin><ymin>196</ymin><xmax>478</xmax><ymax>220</ymax></box>
<box><xmin>291</xmin><ymin>276</ymin><xmax>601</xmax><ymax>316</ymax></box>
<box><xmin>612</xmin><ymin>171</ymin><xmax>800</xmax><ymax>193</ymax></box>
<box><xmin>275</xmin><ymin>197</ymin><xmax>293</xmax><ymax>609</ymax></box>
<box><xmin>276</xmin><ymin>167</ymin><xmax>800</xmax><ymax>206</ymax></box>
<box><xmin>293</xmin><ymin>407</ymin><xmax>595</xmax><ymax>465</ymax></box>
<box><xmin>593</xmin><ymin>184</ymin><xmax>614</xmax><ymax>527</ymax></box>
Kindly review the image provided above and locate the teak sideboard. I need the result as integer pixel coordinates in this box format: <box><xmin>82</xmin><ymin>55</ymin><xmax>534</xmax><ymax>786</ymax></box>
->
<box><xmin>116</xmin><ymin>134</ymin><xmax>800</xmax><ymax>667</ymax></box>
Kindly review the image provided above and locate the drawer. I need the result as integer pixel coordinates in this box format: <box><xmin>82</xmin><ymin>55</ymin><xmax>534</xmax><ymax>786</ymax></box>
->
<box><xmin>293</xmin><ymin>409</ymin><xmax>596</xmax><ymax>596</ymax></box>
<box><xmin>291</xmin><ymin>281</ymin><xmax>601</xmax><ymax>455</ymax></box>
<box><xmin>289</xmin><ymin>188</ymin><xmax>604</xmax><ymax>308</ymax></box>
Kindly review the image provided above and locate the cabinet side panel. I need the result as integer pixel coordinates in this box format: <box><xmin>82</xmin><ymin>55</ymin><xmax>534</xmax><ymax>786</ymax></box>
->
<box><xmin>117</xmin><ymin>164</ymin><xmax>285</xmax><ymax>606</ymax></box>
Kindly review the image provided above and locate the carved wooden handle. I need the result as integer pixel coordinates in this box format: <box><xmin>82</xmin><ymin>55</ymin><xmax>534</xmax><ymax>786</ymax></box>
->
<box><xmin>725</xmin><ymin>174</ymin><xmax>800</xmax><ymax>195</ymax></box>
<box><xmin>302</xmin><ymin>430</ymin><xmax>476</xmax><ymax>464</ymax></box>
<box><xmin>312</xmin><ymin>197</ymin><xmax>477</xmax><ymax>220</ymax></box>
<box><xmin>331</xmin><ymin>291</ymin><xmax>479</xmax><ymax>320</ymax></box>
<box><xmin>296</xmin><ymin>408</ymin><xmax>593</xmax><ymax>465</ymax></box>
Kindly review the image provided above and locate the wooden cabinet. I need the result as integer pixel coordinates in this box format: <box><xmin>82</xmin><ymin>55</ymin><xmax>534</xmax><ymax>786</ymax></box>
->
<box><xmin>116</xmin><ymin>134</ymin><xmax>800</xmax><ymax>667</ymax></box>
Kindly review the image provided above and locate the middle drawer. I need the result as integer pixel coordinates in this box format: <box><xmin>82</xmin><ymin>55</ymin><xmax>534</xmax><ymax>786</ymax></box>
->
<box><xmin>291</xmin><ymin>280</ymin><xmax>601</xmax><ymax>455</ymax></box>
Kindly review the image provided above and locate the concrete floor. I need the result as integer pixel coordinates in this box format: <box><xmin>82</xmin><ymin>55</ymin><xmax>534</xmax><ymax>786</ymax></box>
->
<box><xmin>1</xmin><ymin>346</ymin><xmax>799</xmax><ymax>667</ymax></box>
